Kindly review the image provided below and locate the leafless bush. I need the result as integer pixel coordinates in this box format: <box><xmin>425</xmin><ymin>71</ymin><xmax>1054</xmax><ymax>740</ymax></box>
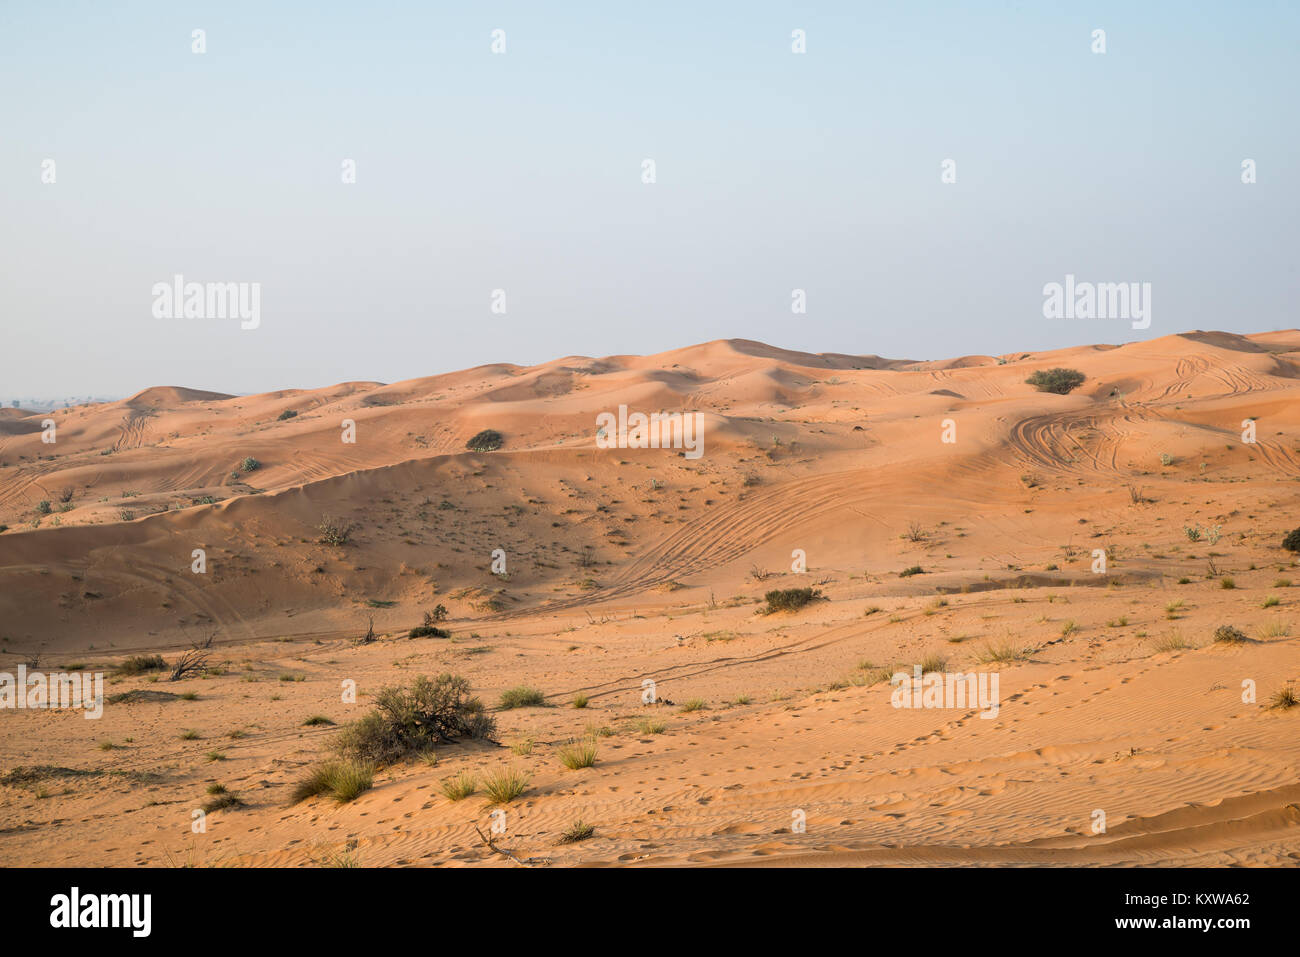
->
<box><xmin>317</xmin><ymin>514</ymin><xmax>357</xmax><ymax>546</ymax></box>
<box><xmin>169</xmin><ymin>632</ymin><xmax>214</xmax><ymax>681</ymax></box>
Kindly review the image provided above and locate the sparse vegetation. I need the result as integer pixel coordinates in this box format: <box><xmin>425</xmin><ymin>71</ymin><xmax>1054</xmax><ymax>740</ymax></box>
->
<box><xmin>557</xmin><ymin>737</ymin><xmax>599</xmax><ymax>770</ymax></box>
<box><xmin>240</xmin><ymin>456</ymin><xmax>261</xmax><ymax>472</ymax></box>
<box><xmin>761</xmin><ymin>587</ymin><xmax>822</xmax><ymax>613</ymax></box>
<box><xmin>317</xmin><ymin>514</ymin><xmax>356</xmax><ymax>547</ymax></box>
<box><xmin>481</xmin><ymin>767</ymin><xmax>530</xmax><ymax>804</ymax></box>
<box><xmin>1025</xmin><ymin>368</ymin><xmax>1085</xmax><ymax>395</ymax></box>
<box><xmin>291</xmin><ymin>760</ymin><xmax>374</xmax><ymax>804</ymax></box>
<box><xmin>899</xmin><ymin>565</ymin><xmax>925</xmax><ymax>578</ymax></box>
<box><xmin>557</xmin><ymin>820</ymin><xmax>595</xmax><ymax>844</ymax></box>
<box><xmin>440</xmin><ymin>771</ymin><xmax>477</xmax><ymax>801</ymax></box>
<box><xmin>1213</xmin><ymin>625</ymin><xmax>1248</xmax><ymax>644</ymax></box>
<box><xmin>499</xmin><ymin>686</ymin><xmax>546</xmax><ymax>709</ymax></box>
<box><xmin>118</xmin><ymin>654</ymin><xmax>167</xmax><ymax>676</ymax></box>
<box><xmin>466</xmin><ymin>429</ymin><xmax>504</xmax><ymax>452</ymax></box>
<box><xmin>336</xmin><ymin>673</ymin><xmax>495</xmax><ymax>766</ymax></box>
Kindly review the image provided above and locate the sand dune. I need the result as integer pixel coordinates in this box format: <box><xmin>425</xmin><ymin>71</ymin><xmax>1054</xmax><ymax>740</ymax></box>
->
<box><xmin>1</xmin><ymin>330</ymin><xmax>1298</xmax><ymax>867</ymax></box>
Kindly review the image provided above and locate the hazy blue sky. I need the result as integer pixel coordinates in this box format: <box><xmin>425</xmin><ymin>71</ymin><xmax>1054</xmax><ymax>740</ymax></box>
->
<box><xmin>2</xmin><ymin>1</ymin><xmax>1297</xmax><ymax>397</ymax></box>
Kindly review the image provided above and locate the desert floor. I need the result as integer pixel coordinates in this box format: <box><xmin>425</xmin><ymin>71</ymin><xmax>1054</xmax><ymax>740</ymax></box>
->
<box><xmin>1</xmin><ymin>330</ymin><xmax>1298</xmax><ymax>866</ymax></box>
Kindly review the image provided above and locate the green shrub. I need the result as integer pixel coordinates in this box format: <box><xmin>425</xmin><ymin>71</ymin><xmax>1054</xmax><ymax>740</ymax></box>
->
<box><xmin>761</xmin><ymin>588</ymin><xmax>822</xmax><ymax>613</ymax></box>
<box><xmin>291</xmin><ymin>760</ymin><xmax>373</xmax><ymax>804</ymax></box>
<box><xmin>408</xmin><ymin>625</ymin><xmax>450</xmax><ymax>639</ymax></box>
<box><xmin>466</xmin><ymin>429</ymin><xmax>504</xmax><ymax>452</ymax></box>
<box><xmin>335</xmin><ymin>673</ymin><xmax>495</xmax><ymax>765</ymax></box>
<box><xmin>899</xmin><ymin>565</ymin><xmax>925</xmax><ymax>578</ymax></box>
<box><xmin>499</xmin><ymin>686</ymin><xmax>546</xmax><ymax>709</ymax></box>
<box><xmin>240</xmin><ymin>456</ymin><xmax>260</xmax><ymax>472</ymax></box>
<box><xmin>1025</xmin><ymin>368</ymin><xmax>1085</xmax><ymax>395</ymax></box>
<box><xmin>482</xmin><ymin>767</ymin><xmax>530</xmax><ymax>804</ymax></box>
<box><xmin>1283</xmin><ymin>527</ymin><xmax>1300</xmax><ymax>552</ymax></box>
<box><xmin>1213</xmin><ymin>625</ymin><xmax>1248</xmax><ymax>644</ymax></box>
<box><xmin>276</xmin><ymin>410</ymin><xmax>298</xmax><ymax>421</ymax></box>
<box><xmin>118</xmin><ymin>654</ymin><xmax>167</xmax><ymax>675</ymax></box>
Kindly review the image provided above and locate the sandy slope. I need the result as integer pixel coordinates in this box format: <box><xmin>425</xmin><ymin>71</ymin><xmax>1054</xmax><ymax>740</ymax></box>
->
<box><xmin>1</xmin><ymin>330</ymin><xmax>1298</xmax><ymax>867</ymax></box>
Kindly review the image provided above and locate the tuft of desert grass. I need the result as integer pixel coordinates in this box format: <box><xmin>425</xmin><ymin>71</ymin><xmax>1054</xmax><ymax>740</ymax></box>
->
<box><xmin>1151</xmin><ymin>631</ymin><xmax>1192</xmax><ymax>653</ymax></box>
<box><xmin>1269</xmin><ymin>687</ymin><xmax>1298</xmax><ymax>710</ymax></box>
<box><xmin>1257</xmin><ymin>620</ymin><xmax>1291</xmax><ymax>640</ymax></box>
<box><xmin>481</xmin><ymin>766</ymin><xmax>530</xmax><ymax>804</ymax></box>
<box><xmin>499</xmin><ymin>686</ymin><xmax>546</xmax><ymax>709</ymax></box>
<box><xmin>440</xmin><ymin>770</ymin><xmax>477</xmax><ymax>801</ymax></box>
<box><xmin>976</xmin><ymin>640</ymin><xmax>1033</xmax><ymax>664</ymax></box>
<box><xmin>571</xmin><ymin>693</ymin><xmax>589</xmax><ymax>709</ymax></box>
<box><xmin>558</xmin><ymin>737</ymin><xmax>599</xmax><ymax>770</ymax></box>
<box><xmin>557</xmin><ymin>820</ymin><xmax>595</xmax><ymax>844</ymax></box>
<box><xmin>634</xmin><ymin>717</ymin><xmax>667</xmax><ymax>735</ymax></box>
<box><xmin>291</xmin><ymin>760</ymin><xmax>374</xmax><ymax>804</ymax></box>
<box><xmin>678</xmin><ymin>698</ymin><xmax>706</xmax><ymax>713</ymax></box>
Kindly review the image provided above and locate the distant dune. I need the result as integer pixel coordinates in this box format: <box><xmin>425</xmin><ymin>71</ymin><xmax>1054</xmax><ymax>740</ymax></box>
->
<box><xmin>1</xmin><ymin>329</ymin><xmax>1298</xmax><ymax>867</ymax></box>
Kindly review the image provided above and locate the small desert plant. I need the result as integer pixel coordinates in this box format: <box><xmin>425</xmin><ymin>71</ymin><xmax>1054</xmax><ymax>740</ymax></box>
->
<box><xmin>1257</xmin><ymin>621</ymin><xmax>1291</xmax><ymax>639</ymax></box>
<box><xmin>276</xmin><ymin>409</ymin><xmax>298</xmax><ymax>421</ymax></box>
<box><xmin>678</xmin><ymin>698</ymin><xmax>706</xmax><ymax>713</ymax></box>
<box><xmin>1269</xmin><ymin>686</ymin><xmax>1298</xmax><ymax>710</ymax></box>
<box><xmin>465</xmin><ymin>429</ymin><xmax>504</xmax><ymax>452</ymax></box>
<box><xmin>408</xmin><ymin>625</ymin><xmax>450</xmax><ymax>639</ymax></box>
<box><xmin>1263</xmin><ymin>596</ymin><xmax>1280</xmax><ymax>608</ymax></box>
<box><xmin>498</xmin><ymin>686</ymin><xmax>546</xmax><ymax>709</ymax></box>
<box><xmin>1213</xmin><ymin>624</ymin><xmax>1248</xmax><ymax>644</ymax></box>
<box><xmin>557</xmin><ymin>820</ymin><xmax>595</xmax><ymax>844</ymax></box>
<box><xmin>317</xmin><ymin>514</ymin><xmax>356</xmax><ymax>547</ymax></box>
<box><xmin>917</xmin><ymin>653</ymin><xmax>948</xmax><ymax>674</ymax></box>
<box><xmin>440</xmin><ymin>771</ymin><xmax>477</xmax><ymax>801</ymax></box>
<box><xmin>481</xmin><ymin>766</ymin><xmax>530</xmax><ymax>804</ymax></box>
<box><xmin>761</xmin><ymin>588</ymin><xmax>822</xmax><ymax>613</ymax></box>
<box><xmin>976</xmin><ymin>640</ymin><xmax>1033</xmax><ymax>664</ymax></box>
<box><xmin>634</xmin><ymin>717</ymin><xmax>667</xmax><ymax>735</ymax></box>
<box><xmin>1220</xmin><ymin>577</ymin><xmax>1236</xmax><ymax>589</ymax></box>
<box><xmin>1025</xmin><ymin>368</ymin><xmax>1085</xmax><ymax>395</ymax></box>
<box><xmin>201</xmin><ymin>790</ymin><xmax>245</xmax><ymax>813</ymax></box>
<box><xmin>35</xmin><ymin>500</ymin><xmax>52</xmax><ymax>515</ymax></box>
<box><xmin>571</xmin><ymin>693</ymin><xmax>589</xmax><ymax>709</ymax></box>
<box><xmin>119</xmin><ymin>654</ymin><xmax>167</xmax><ymax>675</ymax></box>
<box><xmin>240</xmin><ymin>456</ymin><xmax>261</xmax><ymax>472</ymax></box>
<box><xmin>291</xmin><ymin>760</ymin><xmax>374</xmax><ymax>804</ymax></box>
<box><xmin>336</xmin><ymin>673</ymin><xmax>495</xmax><ymax>765</ymax></box>
<box><xmin>1060</xmin><ymin>619</ymin><xmax>1078</xmax><ymax>636</ymax></box>
<box><xmin>1152</xmin><ymin>632</ymin><xmax>1192</xmax><ymax>653</ymax></box>
<box><xmin>303</xmin><ymin>715</ymin><xmax>335</xmax><ymax>726</ymax></box>
<box><xmin>899</xmin><ymin>565</ymin><xmax>925</xmax><ymax>578</ymax></box>
<box><xmin>557</xmin><ymin>737</ymin><xmax>599</xmax><ymax>770</ymax></box>
<box><xmin>424</xmin><ymin>605</ymin><xmax>449</xmax><ymax>624</ymax></box>
<box><xmin>1282</xmin><ymin>527</ymin><xmax>1300</xmax><ymax>552</ymax></box>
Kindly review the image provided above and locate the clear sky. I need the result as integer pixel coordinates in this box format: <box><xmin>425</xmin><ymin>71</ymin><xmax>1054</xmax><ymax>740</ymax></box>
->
<box><xmin>2</xmin><ymin>0</ymin><xmax>1297</xmax><ymax>397</ymax></box>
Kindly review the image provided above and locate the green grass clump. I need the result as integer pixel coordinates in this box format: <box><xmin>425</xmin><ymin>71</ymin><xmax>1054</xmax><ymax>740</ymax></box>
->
<box><xmin>336</xmin><ymin>673</ymin><xmax>495</xmax><ymax>765</ymax></box>
<box><xmin>557</xmin><ymin>820</ymin><xmax>595</xmax><ymax>844</ymax></box>
<box><xmin>291</xmin><ymin>760</ymin><xmax>374</xmax><ymax>804</ymax></box>
<box><xmin>465</xmin><ymin>429</ymin><xmax>504</xmax><ymax>452</ymax></box>
<box><xmin>119</xmin><ymin>654</ymin><xmax>168</xmax><ymax>675</ymax></box>
<box><xmin>482</xmin><ymin>767</ymin><xmax>530</xmax><ymax>804</ymax></box>
<box><xmin>499</xmin><ymin>686</ymin><xmax>546</xmax><ymax>709</ymax></box>
<box><xmin>761</xmin><ymin>588</ymin><xmax>822</xmax><ymax>613</ymax></box>
<box><xmin>440</xmin><ymin>771</ymin><xmax>477</xmax><ymax>801</ymax></box>
<box><xmin>1025</xmin><ymin>367</ymin><xmax>1085</xmax><ymax>395</ymax></box>
<box><xmin>1213</xmin><ymin>624</ymin><xmax>1248</xmax><ymax>644</ymax></box>
<box><xmin>557</xmin><ymin>738</ymin><xmax>599</xmax><ymax>770</ymax></box>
